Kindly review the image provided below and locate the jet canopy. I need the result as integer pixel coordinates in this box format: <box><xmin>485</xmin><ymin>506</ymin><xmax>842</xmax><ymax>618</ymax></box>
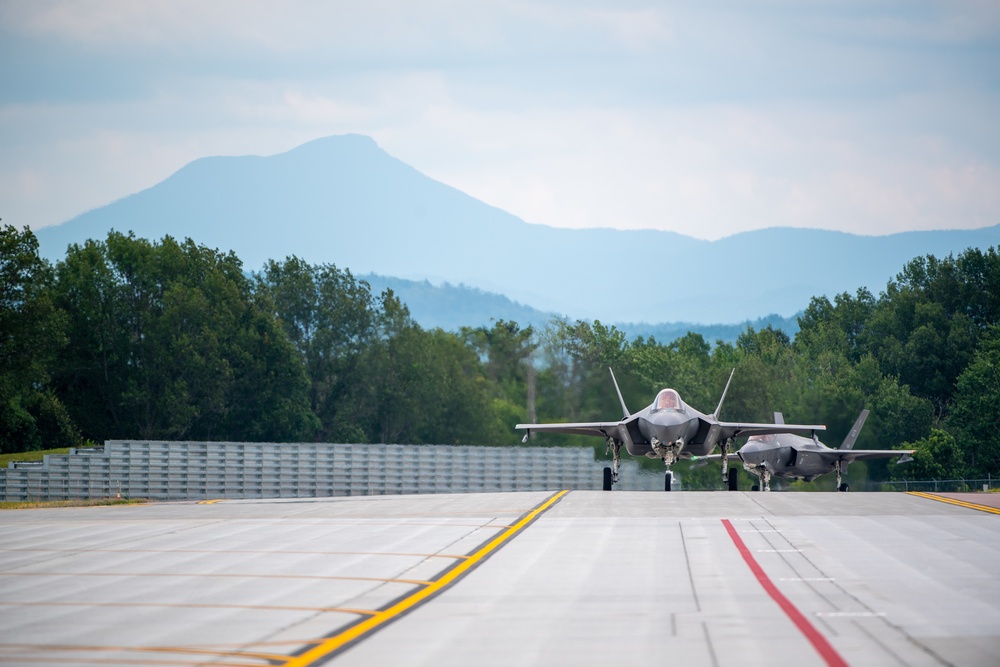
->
<box><xmin>748</xmin><ymin>433</ymin><xmax>776</xmax><ymax>443</ymax></box>
<box><xmin>652</xmin><ymin>388</ymin><xmax>683</xmax><ymax>412</ymax></box>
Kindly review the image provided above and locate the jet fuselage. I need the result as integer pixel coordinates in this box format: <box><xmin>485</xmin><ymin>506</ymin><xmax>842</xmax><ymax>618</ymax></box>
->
<box><xmin>738</xmin><ymin>434</ymin><xmax>839</xmax><ymax>481</ymax></box>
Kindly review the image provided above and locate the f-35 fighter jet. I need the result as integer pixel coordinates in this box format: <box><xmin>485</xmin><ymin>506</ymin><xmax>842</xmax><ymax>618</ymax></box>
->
<box><xmin>714</xmin><ymin>409</ymin><xmax>914</xmax><ymax>491</ymax></box>
<box><xmin>516</xmin><ymin>368</ymin><xmax>825</xmax><ymax>491</ymax></box>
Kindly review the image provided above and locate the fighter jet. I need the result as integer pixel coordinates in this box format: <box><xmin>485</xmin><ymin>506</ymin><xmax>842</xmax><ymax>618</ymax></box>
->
<box><xmin>516</xmin><ymin>368</ymin><xmax>825</xmax><ymax>491</ymax></box>
<box><xmin>710</xmin><ymin>409</ymin><xmax>914</xmax><ymax>491</ymax></box>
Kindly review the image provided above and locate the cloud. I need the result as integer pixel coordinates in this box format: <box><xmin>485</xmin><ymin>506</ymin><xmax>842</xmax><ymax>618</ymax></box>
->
<box><xmin>1</xmin><ymin>1</ymin><xmax>998</xmax><ymax>239</ymax></box>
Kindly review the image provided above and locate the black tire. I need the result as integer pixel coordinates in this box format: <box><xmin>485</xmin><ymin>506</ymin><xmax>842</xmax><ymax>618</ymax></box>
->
<box><xmin>728</xmin><ymin>467</ymin><xmax>739</xmax><ymax>491</ymax></box>
<box><xmin>751</xmin><ymin>484</ymin><xmax>760</xmax><ymax>491</ymax></box>
<box><xmin>603</xmin><ymin>467</ymin><xmax>613</xmax><ymax>491</ymax></box>
<box><xmin>664</xmin><ymin>471</ymin><xmax>672</xmax><ymax>492</ymax></box>
<box><xmin>838</xmin><ymin>483</ymin><xmax>850</xmax><ymax>492</ymax></box>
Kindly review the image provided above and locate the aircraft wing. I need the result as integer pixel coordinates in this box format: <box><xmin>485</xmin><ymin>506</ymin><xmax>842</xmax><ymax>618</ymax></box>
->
<box><xmin>515</xmin><ymin>421</ymin><xmax>625</xmax><ymax>439</ymax></box>
<box><xmin>826</xmin><ymin>449</ymin><xmax>916</xmax><ymax>464</ymax></box>
<box><xmin>715</xmin><ymin>421</ymin><xmax>826</xmax><ymax>440</ymax></box>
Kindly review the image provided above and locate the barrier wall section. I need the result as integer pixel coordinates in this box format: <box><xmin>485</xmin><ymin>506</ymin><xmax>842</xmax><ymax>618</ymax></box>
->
<box><xmin>1</xmin><ymin>441</ymin><xmax>669</xmax><ymax>501</ymax></box>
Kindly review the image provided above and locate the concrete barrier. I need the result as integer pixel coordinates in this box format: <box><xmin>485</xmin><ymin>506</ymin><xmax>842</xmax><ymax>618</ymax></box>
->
<box><xmin>1</xmin><ymin>441</ymin><xmax>668</xmax><ymax>501</ymax></box>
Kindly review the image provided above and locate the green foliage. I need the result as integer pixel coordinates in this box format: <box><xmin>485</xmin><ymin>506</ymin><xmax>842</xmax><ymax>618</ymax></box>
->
<box><xmin>890</xmin><ymin>429</ymin><xmax>965</xmax><ymax>481</ymax></box>
<box><xmin>256</xmin><ymin>257</ymin><xmax>377</xmax><ymax>441</ymax></box>
<box><xmin>949</xmin><ymin>326</ymin><xmax>1000</xmax><ymax>475</ymax></box>
<box><xmin>385</xmin><ymin>327</ymin><xmax>494</xmax><ymax>444</ymax></box>
<box><xmin>0</xmin><ymin>225</ymin><xmax>78</xmax><ymax>453</ymax></box>
<box><xmin>49</xmin><ymin>233</ymin><xmax>315</xmax><ymax>442</ymax></box>
<box><xmin>3</xmin><ymin>224</ymin><xmax>997</xmax><ymax>489</ymax></box>
<box><xmin>461</xmin><ymin>320</ymin><xmax>538</xmax><ymax>444</ymax></box>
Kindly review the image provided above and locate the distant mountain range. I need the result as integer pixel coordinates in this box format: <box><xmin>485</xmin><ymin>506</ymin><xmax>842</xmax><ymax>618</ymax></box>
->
<box><xmin>361</xmin><ymin>273</ymin><xmax>800</xmax><ymax>343</ymax></box>
<box><xmin>35</xmin><ymin>134</ymin><xmax>1000</xmax><ymax>326</ymax></box>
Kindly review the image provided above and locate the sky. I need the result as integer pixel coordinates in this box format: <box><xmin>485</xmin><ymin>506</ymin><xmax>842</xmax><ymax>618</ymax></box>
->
<box><xmin>2</xmin><ymin>0</ymin><xmax>999</xmax><ymax>241</ymax></box>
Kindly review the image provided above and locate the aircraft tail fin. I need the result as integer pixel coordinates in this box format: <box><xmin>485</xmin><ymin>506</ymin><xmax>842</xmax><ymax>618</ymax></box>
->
<box><xmin>839</xmin><ymin>409</ymin><xmax>870</xmax><ymax>450</ymax></box>
<box><xmin>609</xmin><ymin>367</ymin><xmax>630</xmax><ymax>418</ymax></box>
<box><xmin>773</xmin><ymin>411</ymin><xmax>785</xmax><ymax>425</ymax></box>
<box><xmin>712</xmin><ymin>368</ymin><xmax>736</xmax><ymax>418</ymax></box>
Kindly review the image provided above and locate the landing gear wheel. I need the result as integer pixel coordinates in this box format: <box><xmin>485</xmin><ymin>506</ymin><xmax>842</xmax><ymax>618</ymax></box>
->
<box><xmin>728</xmin><ymin>467</ymin><xmax>739</xmax><ymax>491</ymax></box>
<box><xmin>664</xmin><ymin>471</ymin><xmax>673</xmax><ymax>492</ymax></box>
<box><xmin>752</xmin><ymin>484</ymin><xmax>760</xmax><ymax>491</ymax></box>
<box><xmin>603</xmin><ymin>466</ymin><xmax>613</xmax><ymax>491</ymax></box>
<box><xmin>838</xmin><ymin>483</ymin><xmax>850</xmax><ymax>492</ymax></box>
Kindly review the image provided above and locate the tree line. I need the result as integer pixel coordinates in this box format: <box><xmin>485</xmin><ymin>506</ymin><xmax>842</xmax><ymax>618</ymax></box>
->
<box><xmin>2</xmin><ymin>225</ymin><xmax>998</xmax><ymax>486</ymax></box>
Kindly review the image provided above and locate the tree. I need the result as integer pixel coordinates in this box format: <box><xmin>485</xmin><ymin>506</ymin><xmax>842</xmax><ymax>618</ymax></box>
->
<box><xmin>462</xmin><ymin>320</ymin><xmax>535</xmax><ymax>387</ymax></box>
<box><xmin>462</xmin><ymin>320</ymin><xmax>537</xmax><ymax>442</ymax></box>
<box><xmin>865</xmin><ymin>250</ymin><xmax>993</xmax><ymax>416</ymax></box>
<box><xmin>0</xmin><ymin>225</ymin><xmax>78</xmax><ymax>453</ymax></box>
<box><xmin>950</xmin><ymin>326</ymin><xmax>1000</xmax><ymax>476</ymax></box>
<box><xmin>889</xmin><ymin>428</ymin><xmax>965</xmax><ymax>482</ymax></box>
<box><xmin>357</xmin><ymin>293</ymin><xmax>495</xmax><ymax>445</ymax></box>
<box><xmin>51</xmin><ymin>232</ymin><xmax>315</xmax><ymax>442</ymax></box>
<box><xmin>256</xmin><ymin>257</ymin><xmax>377</xmax><ymax>441</ymax></box>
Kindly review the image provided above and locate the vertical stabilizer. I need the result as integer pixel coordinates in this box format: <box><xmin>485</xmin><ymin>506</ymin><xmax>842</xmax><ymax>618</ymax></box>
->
<box><xmin>773</xmin><ymin>411</ymin><xmax>785</xmax><ymax>425</ymax></box>
<box><xmin>712</xmin><ymin>368</ymin><xmax>736</xmax><ymax>418</ymax></box>
<box><xmin>609</xmin><ymin>367</ymin><xmax>630</xmax><ymax>418</ymax></box>
<box><xmin>840</xmin><ymin>409</ymin><xmax>870</xmax><ymax>450</ymax></box>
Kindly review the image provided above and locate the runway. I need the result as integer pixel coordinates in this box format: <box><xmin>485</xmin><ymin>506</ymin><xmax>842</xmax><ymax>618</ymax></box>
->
<box><xmin>0</xmin><ymin>491</ymin><xmax>997</xmax><ymax>666</ymax></box>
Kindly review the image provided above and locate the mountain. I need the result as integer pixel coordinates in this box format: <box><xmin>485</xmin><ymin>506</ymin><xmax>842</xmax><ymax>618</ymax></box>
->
<box><xmin>361</xmin><ymin>273</ymin><xmax>798</xmax><ymax>344</ymax></box>
<box><xmin>35</xmin><ymin>134</ymin><xmax>1000</xmax><ymax>323</ymax></box>
<box><xmin>360</xmin><ymin>274</ymin><xmax>557</xmax><ymax>332</ymax></box>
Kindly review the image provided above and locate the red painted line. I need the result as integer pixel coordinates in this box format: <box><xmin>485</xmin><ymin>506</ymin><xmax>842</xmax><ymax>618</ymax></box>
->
<box><xmin>721</xmin><ymin>519</ymin><xmax>848</xmax><ymax>667</ymax></box>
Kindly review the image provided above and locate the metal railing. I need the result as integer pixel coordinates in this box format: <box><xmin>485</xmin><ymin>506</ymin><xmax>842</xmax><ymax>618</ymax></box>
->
<box><xmin>876</xmin><ymin>477</ymin><xmax>998</xmax><ymax>493</ymax></box>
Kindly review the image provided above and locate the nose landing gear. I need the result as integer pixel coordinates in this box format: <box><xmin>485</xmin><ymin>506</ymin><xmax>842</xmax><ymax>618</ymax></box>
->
<box><xmin>652</xmin><ymin>437</ymin><xmax>682</xmax><ymax>492</ymax></box>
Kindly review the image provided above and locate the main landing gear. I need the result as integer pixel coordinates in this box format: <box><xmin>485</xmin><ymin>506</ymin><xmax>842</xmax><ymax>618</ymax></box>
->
<box><xmin>603</xmin><ymin>438</ymin><xmax>622</xmax><ymax>491</ymax></box>
<box><xmin>720</xmin><ymin>437</ymin><xmax>738</xmax><ymax>491</ymax></box>
<box><xmin>835</xmin><ymin>461</ymin><xmax>850</xmax><ymax>492</ymax></box>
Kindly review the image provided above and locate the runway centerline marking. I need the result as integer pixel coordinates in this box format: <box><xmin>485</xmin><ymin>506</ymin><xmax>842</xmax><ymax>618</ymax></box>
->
<box><xmin>906</xmin><ymin>492</ymin><xmax>1000</xmax><ymax>515</ymax></box>
<box><xmin>285</xmin><ymin>490</ymin><xmax>570</xmax><ymax>667</ymax></box>
<box><xmin>722</xmin><ymin>519</ymin><xmax>848</xmax><ymax>667</ymax></box>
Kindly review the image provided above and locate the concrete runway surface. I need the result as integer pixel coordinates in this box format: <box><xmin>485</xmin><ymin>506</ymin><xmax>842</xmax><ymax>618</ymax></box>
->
<box><xmin>0</xmin><ymin>491</ymin><xmax>998</xmax><ymax>667</ymax></box>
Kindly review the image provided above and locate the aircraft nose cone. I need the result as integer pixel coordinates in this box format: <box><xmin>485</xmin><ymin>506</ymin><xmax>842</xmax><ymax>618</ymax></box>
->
<box><xmin>646</xmin><ymin>412</ymin><xmax>688</xmax><ymax>443</ymax></box>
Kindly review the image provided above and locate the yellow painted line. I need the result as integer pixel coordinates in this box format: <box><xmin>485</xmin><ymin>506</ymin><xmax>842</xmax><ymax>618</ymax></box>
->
<box><xmin>285</xmin><ymin>490</ymin><xmax>570</xmax><ymax>667</ymax></box>
<box><xmin>197</xmin><ymin>499</ymin><xmax>224</xmax><ymax>504</ymax></box>
<box><xmin>907</xmin><ymin>491</ymin><xmax>1000</xmax><ymax>515</ymax></box>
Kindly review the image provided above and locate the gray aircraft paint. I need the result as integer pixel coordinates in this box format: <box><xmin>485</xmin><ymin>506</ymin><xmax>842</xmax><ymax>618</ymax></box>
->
<box><xmin>713</xmin><ymin>409</ymin><xmax>914</xmax><ymax>491</ymax></box>
<box><xmin>517</xmin><ymin>368</ymin><xmax>825</xmax><ymax>490</ymax></box>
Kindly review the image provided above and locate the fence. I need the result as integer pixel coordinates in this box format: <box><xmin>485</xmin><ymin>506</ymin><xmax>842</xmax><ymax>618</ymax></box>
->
<box><xmin>875</xmin><ymin>478</ymin><xmax>999</xmax><ymax>493</ymax></box>
<box><xmin>0</xmin><ymin>440</ymin><xmax>668</xmax><ymax>502</ymax></box>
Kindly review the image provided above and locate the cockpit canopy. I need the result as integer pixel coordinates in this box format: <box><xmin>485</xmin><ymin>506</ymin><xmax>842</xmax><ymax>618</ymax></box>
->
<box><xmin>652</xmin><ymin>388</ymin><xmax>683</xmax><ymax>412</ymax></box>
<box><xmin>748</xmin><ymin>433</ymin><xmax>776</xmax><ymax>443</ymax></box>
